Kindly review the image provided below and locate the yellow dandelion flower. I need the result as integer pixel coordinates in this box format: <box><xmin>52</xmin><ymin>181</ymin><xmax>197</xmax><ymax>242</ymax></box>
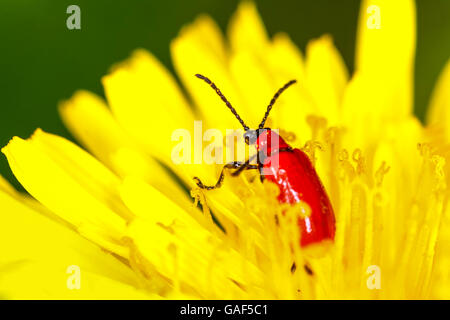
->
<box><xmin>1</xmin><ymin>0</ymin><xmax>450</xmax><ymax>299</ymax></box>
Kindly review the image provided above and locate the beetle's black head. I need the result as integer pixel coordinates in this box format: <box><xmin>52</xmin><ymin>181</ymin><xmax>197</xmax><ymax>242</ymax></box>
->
<box><xmin>243</xmin><ymin>130</ymin><xmax>257</xmax><ymax>145</ymax></box>
<box><xmin>243</xmin><ymin>128</ymin><xmax>270</xmax><ymax>145</ymax></box>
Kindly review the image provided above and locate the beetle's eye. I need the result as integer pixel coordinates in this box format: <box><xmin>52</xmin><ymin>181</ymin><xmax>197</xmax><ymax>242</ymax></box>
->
<box><xmin>243</xmin><ymin>130</ymin><xmax>257</xmax><ymax>145</ymax></box>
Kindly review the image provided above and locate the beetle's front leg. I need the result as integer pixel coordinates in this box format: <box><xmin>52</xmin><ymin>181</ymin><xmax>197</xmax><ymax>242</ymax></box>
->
<box><xmin>193</xmin><ymin>160</ymin><xmax>258</xmax><ymax>190</ymax></box>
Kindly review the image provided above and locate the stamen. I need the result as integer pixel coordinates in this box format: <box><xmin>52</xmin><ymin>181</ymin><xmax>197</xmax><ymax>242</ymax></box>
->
<box><xmin>375</xmin><ymin>161</ymin><xmax>390</xmax><ymax>187</ymax></box>
<box><xmin>306</xmin><ymin>115</ymin><xmax>327</xmax><ymax>140</ymax></box>
<box><xmin>302</xmin><ymin>140</ymin><xmax>323</xmax><ymax>166</ymax></box>
<box><xmin>338</xmin><ymin>149</ymin><xmax>356</xmax><ymax>181</ymax></box>
<box><xmin>352</xmin><ymin>149</ymin><xmax>365</xmax><ymax>174</ymax></box>
<box><xmin>279</xmin><ymin>129</ymin><xmax>296</xmax><ymax>143</ymax></box>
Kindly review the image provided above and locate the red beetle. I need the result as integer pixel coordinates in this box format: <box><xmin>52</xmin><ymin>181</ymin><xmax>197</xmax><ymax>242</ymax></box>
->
<box><xmin>193</xmin><ymin>74</ymin><xmax>335</xmax><ymax>248</ymax></box>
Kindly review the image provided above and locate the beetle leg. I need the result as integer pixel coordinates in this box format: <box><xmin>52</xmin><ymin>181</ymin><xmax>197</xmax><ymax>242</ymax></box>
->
<box><xmin>231</xmin><ymin>152</ymin><xmax>261</xmax><ymax>177</ymax></box>
<box><xmin>231</xmin><ymin>162</ymin><xmax>259</xmax><ymax>177</ymax></box>
<box><xmin>230</xmin><ymin>152</ymin><xmax>260</xmax><ymax>177</ymax></box>
<box><xmin>193</xmin><ymin>161</ymin><xmax>242</xmax><ymax>190</ymax></box>
<box><xmin>193</xmin><ymin>159</ymin><xmax>258</xmax><ymax>190</ymax></box>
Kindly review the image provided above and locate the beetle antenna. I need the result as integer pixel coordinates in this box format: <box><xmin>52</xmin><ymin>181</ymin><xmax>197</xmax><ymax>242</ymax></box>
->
<box><xmin>258</xmin><ymin>80</ymin><xmax>297</xmax><ymax>129</ymax></box>
<box><xmin>195</xmin><ymin>74</ymin><xmax>249</xmax><ymax>131</ymax></box>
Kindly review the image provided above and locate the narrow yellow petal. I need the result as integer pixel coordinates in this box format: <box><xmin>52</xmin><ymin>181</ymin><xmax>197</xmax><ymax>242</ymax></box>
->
<box><xmin>355</xmin><ymin>0</ymin><xmax>416</xmax><ymax>118</ymax></box>
<box><xmin>126</xmin><ymin>217</ymin><xmax>264</xmax><ymax>299</ymax></box>
<box><xmin>305</xmin><ymin>35</ymin><xmax>349</xmax><ymax>124</ymax></box>
<box><xmin>264</xmin><ymin>33</ymin><xmax>315</xmax><ymax>142</ymax></box>
<box><xmin>182</xmin><ymin>14</ymin><xmax>227</xmax><ymax>65</ymax></box>
<box><xmin>0</xmin><ymin>174</ymin><xmax>59</xmax><ymax>221</ymax></box>
<box><xmin>228</xmin><ymin>50</ymin><xmax>278</xmax><ymax>127</ymax></box>
<box><xmin>2</xmin><ymin>131</ymin><xmax>129</xmax><ymax>256</ymax></box>
<box><xmin>341</xmin><ymin>73</ymin><xmax>422</xmax><ymax>148</ymax></box>
<box><xmin>59</xmin><ymin>90</ymin><xmax>131</xmax><ymax>169</ymax></box>
<box><xmin>0</xmin><ymin>261</ymin><xmax>153</xmax><ymax>300</ymax></box>
<box><xmin>427</xmin><ymin>59</ymin><xmax>450</xmax><ymax>141</ymax></box>
<box><xmin>59</xmin><ymin>90</ymin><xmax>191</xmax><ymax>208</ymax></box>
<box><xmin>226</xmin><ymin>35</ymin><xmax>308</xmax><ymax>131</ymax></box>
<box><xmin>103</xmin><ymin>49</ymin><xmax>195</xmax><ymax>162</ymax></box>
<box><xmin>171</xmin><ymin>16</ymin><xmax>243</xmax><ymax>132</ymax></box>
<box><xmin>119</xmin><ymin>176</ymin><xmax>203</xmax><ymax>228</ymax></box>
<box><xmin>228</xmin><ymin>1</ymin><xmax>269</xmax><ymax>54</ymax></box>
<box><xmin>0</xmin><ymin>175</ymin><xmax>17</xmax><ymax>197</ymax></box>
<box><xmin>104</xmin><ymin>49</ymin><xmax>216</xmax><ymax>191</ymax></box>
<box><xmin>0</xmin><ymin>188</ymin><xmax>150</xmax><ymax>299</ymax></box>
<box><xmin>268</xmin><ymin>33</ymin><xmax>306</xmax><ymax>86</ymax></box>
<box><xmin>340</xmin><ymin>74</ymin><xmax>386</xmax><ymax>147</ymax></box>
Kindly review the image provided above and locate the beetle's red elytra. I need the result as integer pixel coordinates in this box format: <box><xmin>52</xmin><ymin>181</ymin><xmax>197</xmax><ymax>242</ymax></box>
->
<box><xmin>256</xmin><ymin>129</ymin><xmax>335</xmax><ymax>247</ymax></box>
<box><xmin>193</xmin><ymin>74</ymin><xmax>336</xmax><ymax>248</ymax></box>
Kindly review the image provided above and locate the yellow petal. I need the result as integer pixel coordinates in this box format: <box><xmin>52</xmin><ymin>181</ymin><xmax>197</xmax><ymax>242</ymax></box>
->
<box><xmin>228</xmin><ymin>1</ymin><xmax>269</xmax><ymax>54</ymax></box>
<box><xmin>340</xmin><ymin>73</ymin><xmax>386</xmax><ymax>147</ymax></box>
<box><xmin>0</xmin><ymin>187</ymin><xmax>151</xmax><ymax>299</ymax></box>
<box><xmin>225</xmin><ymin>2</ymin><xmax>275</xmax><ymax>127</ymax></box>
<box><xmin>264</xmin><ymin>34</ymin><xmax>316</xmax><ymax>142</ymax></box>
<box><xmin>227</xmin><ymin>34</ymin><xmax>309</xmax><ymax>130</ymax></box>
<box><xmin>171</xmin><ymin>16</ymin><xmax>243</xmax><ymax>132</ymax></box>
<box><xmin>126</xmin><ymin>217</ymin><xmax>264</xmax><ymax>299</ymax></box>
<box><xmin>267</xmin><ymin>33</ymin><xmax>306</xmax><ymax>86</ymax></box>
<box><xmin>355</xmin><ymin>0</ymin><xmax>416</xmax><ymax>118</ymax></box>
<box><xmin>182</xmin><ymin>14</ymin><xmax>227</xmax><ymax>65</ymax></box>
<box><xmin>59</xmin><ymin>90</ymin><xmax>191</xmax><ymax>208</ymax></box>
<box><xmin>103</xmin><ymin>49</ymin><xmax>195</xmax><ymax>162</ymax></box>
<box><xmin>341</xmin><ymin>72</ymin><xmax>421</xmax><ymax>148</ymax></box>
<box><xmin>0</xmin><ymin>174</ymin><xmax>59</xmax><ymax>221</ymax></box>
<box><xmin>103</xmin><ymin>49</ymin><xmax>216</xmax><ymax>187</ymax></box>
<box><xmin>228</xmin><ymin>51</ymin><xmax>278</xmax><ymax>127</ymax></box>
<box><xmin>0</xmin><ymin>262</ymin><xmax>154</xmax><ymax>300</ymax></box>
<box><xmin>59</xmin><ymin>90</ymin><xmax>131</xmax><ymax>169</ymax></box>
<box><xmin>305</xmin><ymin>35</ymin><xmax>349</xmax><ymax>124</ymax></box>
<box><xmin>119</xmin><ymin>176</ymin><xmax>204</xmax><ymax>229</ymax></box>
<box><xmin>2</xmin><ymin>130</ymin><xmax>129</xmax><ymax>256</ymax></box>
<box><xmin>426</xmin><ymin>59</ymin><xmax>450</xmax><ymax>141</ymax></box>
<box><xmin>0</xmin><ymin>175</ymin><xmax>17</xmax><ymax>197</ymax></box>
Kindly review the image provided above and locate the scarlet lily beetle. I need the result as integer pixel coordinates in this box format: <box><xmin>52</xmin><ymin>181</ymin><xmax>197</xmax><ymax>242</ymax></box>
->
<box><xmin>193</xmin><ymin>74</ymin><xmax>335</xmax><ymax>248</ymax></box>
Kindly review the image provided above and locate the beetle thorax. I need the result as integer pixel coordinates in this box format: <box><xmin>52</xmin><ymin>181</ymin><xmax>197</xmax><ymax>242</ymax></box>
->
<box><xmin>255</xmin><ymin>129</ymin><xmax>290</xmax><ymax>155</ymax></box>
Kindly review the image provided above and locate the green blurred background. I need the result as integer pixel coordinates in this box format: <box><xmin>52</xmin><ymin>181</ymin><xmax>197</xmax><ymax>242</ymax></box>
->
<box><xmin>0</xmin><ymin>0</ymin><xmax>449</xmax><ymax>189</ymax></box>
